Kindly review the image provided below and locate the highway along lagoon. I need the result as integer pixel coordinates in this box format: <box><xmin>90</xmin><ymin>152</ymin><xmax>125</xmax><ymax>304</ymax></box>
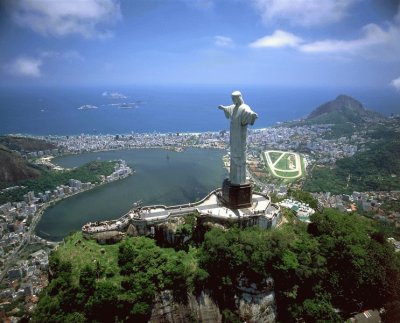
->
<box><xmin>35</xmin><ymin>148</ymin><xmax>226</xmax><ymax>241</ymax></box>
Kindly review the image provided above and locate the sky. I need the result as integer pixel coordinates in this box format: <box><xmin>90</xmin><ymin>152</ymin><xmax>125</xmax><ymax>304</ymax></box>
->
<box><xmin>0</xmin><ymin>0</ymin><xmax>399</xmax><ymax>90</ymax></box>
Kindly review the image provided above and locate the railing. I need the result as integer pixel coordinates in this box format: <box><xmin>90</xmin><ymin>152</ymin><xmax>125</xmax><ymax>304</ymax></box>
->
<box><xmin>82</xmin><ymin>190</ymin><xmax>280</xmax><ymax>235</ymax></box>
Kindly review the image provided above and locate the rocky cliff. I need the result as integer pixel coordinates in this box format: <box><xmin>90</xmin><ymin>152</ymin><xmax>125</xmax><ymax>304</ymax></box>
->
<box><xmin>149</xmin><ymin>291</ymin><xmax>222</xmax><ymax>323</ymax></box>
<box><xmin>236</xmin><ymin>277</ymin><xmax>276</xmax><ymax>323</ymax></box>
<box><xmin>149</xmin><ymin>282</ymin><xmax>277</xmax><ymax>323</ymax></box>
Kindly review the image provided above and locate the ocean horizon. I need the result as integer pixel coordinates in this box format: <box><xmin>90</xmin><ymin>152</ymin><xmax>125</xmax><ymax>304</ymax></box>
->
<box><xmin>1</xmin><ymin>84</ymin><xmax>399</xmax><ymax>136</ymax></box>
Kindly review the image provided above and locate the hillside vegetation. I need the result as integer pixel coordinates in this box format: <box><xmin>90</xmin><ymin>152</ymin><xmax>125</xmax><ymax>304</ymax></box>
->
<box><xmin>304</xmin><ymin>121</ymin><xmax>400</xmax><ymax>194</ymax></box>
<box><xmin>0</xmin><ymin>145</ymin><xmax>40</xmax><ymax>184</ymax></box>
<box><xmin>32</xmin><ymin>233</ymin><xmax>203</xmax><ymax>322</ymax></box>
<box><xmin>32</xmin><ymin>209</ymin><xmax>400</xmax><ymax>322</ymax></box>
<box><xmin>0</xmin><ymin>136</ymin><xmax>56</xmax><ymax>153</ymax></box>
<box><xmin>0</xmin><ymin>136</ymin><xmax>57</xmax><ymax>185</ymax></box>
<box><xmin>0</xmin><ymin>161</ymin><xmax>117</xmax><ymax>204</ymax></box>
<box><xmin>305</xmin><ymin>95</ymin><xmax>381</xmax><ymax>125</ymax></box>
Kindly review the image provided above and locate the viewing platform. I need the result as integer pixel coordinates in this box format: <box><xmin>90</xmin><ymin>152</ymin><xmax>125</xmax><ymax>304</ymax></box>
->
<box><xmin>82</xmin><ymin>189</ymin><xmax>281</xmax><ymax>238</ymax></box>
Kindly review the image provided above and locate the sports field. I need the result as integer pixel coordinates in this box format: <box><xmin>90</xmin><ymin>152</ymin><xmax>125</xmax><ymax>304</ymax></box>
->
<box><xmin>263</xmin><ymin>150</ymin><xmax>303</xmax><ymax>179</ymax></box>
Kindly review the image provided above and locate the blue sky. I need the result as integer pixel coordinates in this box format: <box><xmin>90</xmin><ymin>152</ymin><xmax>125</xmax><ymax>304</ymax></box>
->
<box><xmin>1</xmin><ymin>0</ymin><xmax>399</xmax><ymax>90</ymax></box>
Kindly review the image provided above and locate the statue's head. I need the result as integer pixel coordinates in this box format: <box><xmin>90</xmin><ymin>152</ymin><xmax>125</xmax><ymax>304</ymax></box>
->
<box><xmin>231</xmin><ymin>91</ymin><xmax>243</xmax><ymax>105</ymax></box>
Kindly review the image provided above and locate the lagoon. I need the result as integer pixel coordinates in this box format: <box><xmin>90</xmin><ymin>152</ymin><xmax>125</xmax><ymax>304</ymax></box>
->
<box><xmin>35</xmin><ymin>148</ymin><xmax>227</xmax><ymax>241</ymax></box>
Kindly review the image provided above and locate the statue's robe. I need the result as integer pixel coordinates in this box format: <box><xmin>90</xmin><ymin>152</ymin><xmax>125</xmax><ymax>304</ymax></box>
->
<box><xmin>223</xmin><ymin>104</ymin><xmax>257</xmax><ymax>185</ymax></box>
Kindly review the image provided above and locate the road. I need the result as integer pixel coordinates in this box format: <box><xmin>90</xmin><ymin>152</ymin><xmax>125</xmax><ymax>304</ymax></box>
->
<box><xmin>0</xmin><ymin>202</ymin><xmax>58</xmax><ymax>283</ymax></box>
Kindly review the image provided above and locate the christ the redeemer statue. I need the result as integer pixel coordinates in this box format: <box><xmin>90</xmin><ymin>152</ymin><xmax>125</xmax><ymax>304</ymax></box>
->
<box><xmin>218</xmin><ymin>91</ymin><xmax>258</xmax><ymax>186</ymax></box>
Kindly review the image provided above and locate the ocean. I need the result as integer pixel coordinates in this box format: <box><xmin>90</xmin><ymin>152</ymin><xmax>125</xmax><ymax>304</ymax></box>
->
<box><xmin>1</xmin><ymin>85</ymin><xmax>398</xmax><ymax>135</ymax></box>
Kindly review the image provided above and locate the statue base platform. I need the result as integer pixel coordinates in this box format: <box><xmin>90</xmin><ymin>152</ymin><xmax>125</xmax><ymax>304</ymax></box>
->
<box><xmin>221</xmin><ymin>179</ymin><xmax>252</xmax><ymax>209</ymax></box>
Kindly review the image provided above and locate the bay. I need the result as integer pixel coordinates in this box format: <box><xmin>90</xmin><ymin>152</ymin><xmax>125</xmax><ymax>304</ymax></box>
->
<box><xmin>35</xmin><ymin>148</ymin><xmax>227</xmax><ymax>241</ymax></box>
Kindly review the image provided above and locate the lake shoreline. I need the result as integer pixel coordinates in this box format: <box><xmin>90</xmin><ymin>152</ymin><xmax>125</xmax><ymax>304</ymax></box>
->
<box><xmin>36</xmin><ymin>148</ymin><xmax>227</xmax><ymax>241</ymax></box>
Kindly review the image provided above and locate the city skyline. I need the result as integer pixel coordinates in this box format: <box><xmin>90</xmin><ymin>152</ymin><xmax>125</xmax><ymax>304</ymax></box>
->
<box><xmin>0</xmin><ymin>0</ymin><xmax>399</xmax><ymax>90</ymax></box>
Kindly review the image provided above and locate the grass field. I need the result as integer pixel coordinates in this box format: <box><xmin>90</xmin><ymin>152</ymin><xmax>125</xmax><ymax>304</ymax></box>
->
<box><xmin>263</xmin><ymin>150</ymin><xmax>304</xmax><ymax>181</ymax></box>
<box><xmin>269</xmin><ymin>151</ymin><xmax>281</xmax><ymax>164</ymax></box>
<box><xmin>56</xmin><ymin>232</ymin><xmax>122</xmax><ymax>285</ymax></box>
<box><xmin>275</xmin><ymin>153</ymin><xmax>290</xmax><ymax>170</ymax></box>
<box><xmin>274</xmin><ymin>169</ymin><xmax>301</xmax><ymax>178</ymax></box>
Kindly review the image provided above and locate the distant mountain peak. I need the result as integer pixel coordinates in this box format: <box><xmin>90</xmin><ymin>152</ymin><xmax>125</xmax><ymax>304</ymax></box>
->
<box><xmin>336</xmin><ymin>94</ymin><xmax>364</xmax><ymax>107</ymax></box>
<box><xmin>336</xmin><ymin>94</ymin><xmax>356</xmax><ymax>100</ymax></box>
<box><xmin>306</xmin><ymin>94</ymin><xmax>380</xmax><ymax>124</ymax></box>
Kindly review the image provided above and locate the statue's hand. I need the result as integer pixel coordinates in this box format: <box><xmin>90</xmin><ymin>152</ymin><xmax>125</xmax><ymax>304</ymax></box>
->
<box><xmin>218</xmin><ymin>105</ymin><xmax>226</xmax><ymax>110</ymax></box>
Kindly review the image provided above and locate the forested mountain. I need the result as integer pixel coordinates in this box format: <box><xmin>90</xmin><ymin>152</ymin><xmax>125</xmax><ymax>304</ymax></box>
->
<box><xmin>0</xmin><ymin>145</ymin><xmax>40</xmax><ymax>184</ymax></box>
<box><xmin>31</xmin><ymin>209</ymin><xmax>400</xmax><ymax>322</ymax></box>
<box><xmin>304</xmin><ymin>119</ymin><xmax>400</xmax><ymax>193</ymax></box>
<box><xmin>0</xmin><ymin>136</ymin><xmax>56</xmax><ymax>153</ymax></box>
<box><xmin>305</xmin><ymin>95</ymin><xmax>382</xmax><ymax>124</ymax></box>
<box><xmin>0</xmin><ymin>136</ymin><xmax>56</xmax><ymax>185</ymax></box>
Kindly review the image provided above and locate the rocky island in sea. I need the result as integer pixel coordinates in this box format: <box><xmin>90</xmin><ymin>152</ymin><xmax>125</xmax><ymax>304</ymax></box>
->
<box><xmin>78</xmin><ymin>104</ymin><xmax>99</xmax><ymax>110</ymax></box>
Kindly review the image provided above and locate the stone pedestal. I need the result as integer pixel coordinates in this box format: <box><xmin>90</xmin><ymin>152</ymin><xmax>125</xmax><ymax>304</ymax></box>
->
<box><xmin>222</xmin><ymin>179</ymin><xmax>252</xmax><ymax>209</ymax></box>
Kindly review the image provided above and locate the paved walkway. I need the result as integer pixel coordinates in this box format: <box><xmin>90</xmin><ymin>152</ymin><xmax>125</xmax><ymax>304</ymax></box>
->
<box><xmin>83</xmin><ymin>192</ymin><xmax>281</xmax><ymax>234</ymax></box>
<box><xmin>138</xmin><ymin>194</ymin><xmax>276</xmax><ymax>222</ymax></box>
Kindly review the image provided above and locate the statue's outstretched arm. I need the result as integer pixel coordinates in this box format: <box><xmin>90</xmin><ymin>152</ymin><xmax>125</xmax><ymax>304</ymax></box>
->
<box><xmin>218</xmin><ymin>104</ymin><xmax>233</xmax><ymax>119</ymax></box>
<box><xmin>241</xmin><ymin>110</ymin><xmax>258</xmax><ymax>126</ymax></box>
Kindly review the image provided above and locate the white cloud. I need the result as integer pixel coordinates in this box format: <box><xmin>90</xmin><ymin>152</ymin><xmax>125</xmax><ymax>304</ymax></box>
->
<box><xmin>5</xmin><ymin>56</ymin><xmax>42</xmax><ymax>77</ymax></box>
<box><xmin>299</xmin><ymin>23</ymin><xmax>400</xmax><ymax>59</ymax></box>
<box><xmin>391</xmin><ymin>77</ymin><xmax>400</xmax><ymax>91</ymax></box>
<box><xmin>250</xmin><ymin>18</ymin><xmax>400</xmax><ymax>60</ymax></box>
<box><xmin>300</xmin><ymin>24</ymin><xmax>388</xmax><ymax>53</ymax></box>
<box><xmin>10</xmin><ymin>0</ymin><xmax>121</xmax><ymax>38</ymax></box>
<box><xmin>3</xmin><ymin>50</ymin><xmax>83</xmax><ymax>78</ymax></box>
<box><xmin>250</xmin><ymin>0</ymin><xmax>357</xmax><ymax>26</ymax></box>
<box><xmin>249</xmin><ymin>30</ymin><xmax>303</xmax><ymax>48</ymax></box>
<box><xmin>214</xmin><ymin>36</ymin><xmax>234</xmax><ymax>47</ymax></box>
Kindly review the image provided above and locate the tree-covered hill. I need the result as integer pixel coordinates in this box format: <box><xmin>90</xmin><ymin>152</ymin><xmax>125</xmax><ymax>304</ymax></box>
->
<box><xmin>31</xmin><ymin>233</ymin><xmax>205</xmax><ymax>322</ymax></box>
<box><xmin>304</xmin><ymin>120</ymin><xmax>400</xmax><ymax>194</ymax></box>
<box><xmin>0</xmin><ymin>161</ymin><xmax>117</xmax><ymax>204</ymax></box>
<box><xmin>0</xmin><ymin>136</ymin><xmax>56</xmax><ymax>153</ymax></box>
<box><xmin>0</xmin><ymin>145</ymin><xmax>40</xmax><ymax>184</ymax></box>
<box><xmin>31</xmin><ymin>209</ymin><xmax>400</xmax><ymax>322</ymax></box>
<box><xmin>305</xmin><ymin>95</ymin><xmax>382</xmax><ymax>125</ymax></box>
<box><xmin>304</xmin><ymin>140</ymin><xmax>400</xmax><ymax>194</ymax></box>
<box><xmin>0</xmin><ymin>136</ymin><xmax>57</xmax><ymax>186</ymax></box>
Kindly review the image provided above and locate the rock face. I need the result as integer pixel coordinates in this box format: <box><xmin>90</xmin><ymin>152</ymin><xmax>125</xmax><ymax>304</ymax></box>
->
<box><xmin>155</xmin><ymin>217</ymin><xmax>186</xmax><ymax>245</ymax></box>
<box><xmin>236</xmin><ymin>278</ymin><xmax>276</xmax><ymax>323</ymax></box>
<box><xmin>149</xmin><ymin>290</ymin><xmax>222</xmax><ymax>323</ymax></box>
<box><xmin>126</xmin><ymin>224</ymin><xmax>138</xmax><ymax>236</ymax></box>
<box><xmin>306</xmin><ymin>95</ymin><xmax>381</xmax><ymax>124</ymax></box>
<box><xmin>92</xmin><ymin>231</ymin><xmax>124</xmax><ymax>244</ymax></box>
<box><xmin>148</xmin><ymin>278</ymin><xmax>277</xmax><ymax>323</ymax></box>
